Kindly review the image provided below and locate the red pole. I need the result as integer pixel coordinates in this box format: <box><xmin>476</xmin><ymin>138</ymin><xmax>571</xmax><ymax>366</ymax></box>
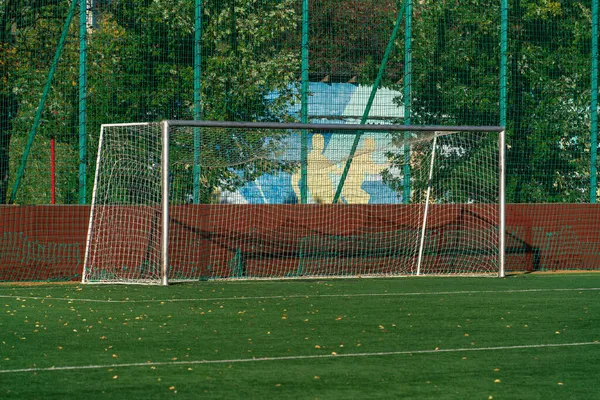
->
<box><xmin>50</xmin><ymin>136</ymin><xmax>56</xmax><ymax>204</ymax></box>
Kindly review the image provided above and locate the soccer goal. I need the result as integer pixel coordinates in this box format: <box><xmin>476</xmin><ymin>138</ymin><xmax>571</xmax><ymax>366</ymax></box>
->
<box><xmin>82</xmin><ymin>120</ymin><xmax>505</xmax><ymax>285</ymax></box>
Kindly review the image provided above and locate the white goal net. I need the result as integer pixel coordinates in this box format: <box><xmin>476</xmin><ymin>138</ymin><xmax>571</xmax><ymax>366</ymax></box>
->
<box><xmin>83</xmin><ymin>121</ymin><xmax>505</xmax><ymax>284</ymax></box>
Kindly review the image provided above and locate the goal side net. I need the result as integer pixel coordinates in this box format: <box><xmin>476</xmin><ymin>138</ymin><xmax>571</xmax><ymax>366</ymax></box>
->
<box><xmin>83</xmin><ymin>121</ymin><xmax>505</xmax><ymax>285</ymax></box>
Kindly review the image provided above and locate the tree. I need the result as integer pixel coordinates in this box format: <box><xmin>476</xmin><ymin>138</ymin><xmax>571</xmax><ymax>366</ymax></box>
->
<box><xmin>506</xmin><ymin>0</ymin><xmax>591</xmax><ymax>202</ymax></box>
<box><xmin>3</xmin><ymin>0</ymin><xmax>595</xmax><ymax>205</ymax></box>
<box><xmin>86</xmin><ymin>0</ymin><xmax>301</xmax><ymax>204</ymax></box>
<box><xmin>307</xmin><ymin>0</ymin><xmax>401</xmax><ymax>84</ymax></box>
<box><xmin>1</xmin><ymin>0</ymin><xmax>79</xmax><ymax>204</ymax></box>
<box><xmin>382</xmin><ymin>0</ymin><xmax>592</xmax><ymax>203</ymax></box>
<box><xmin>1</xmin><ymin>0</ymin><xmax>21</xmax><ymax>204</ymax></box>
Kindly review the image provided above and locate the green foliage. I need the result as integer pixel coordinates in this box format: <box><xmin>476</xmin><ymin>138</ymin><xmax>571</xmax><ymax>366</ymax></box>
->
<box><xmin>169</xmin><ymin>127</ymin><xmax>298</xmax><ymax>204</ymax></box>
<box><xmin>1</xmin><ymin>0</ymin><xmax>598</xmax><ymax>204</ymax></box>
<box><xmin>308</xmin><ymin>0</ymin><xmax>401</xmax><ymax>84</ymax></box>
<box><xmin>506</xmin><ymin>0</ymin><xmax>592</xmax><ymax>202</ymax></box>
<box><xmin>5</xmin><ymin>0</ymin><xmax>301</xmax><ymax>204</ymax></box>
<box><xmin>1</xmin><ymin>0</ymin><xmax>80</xmax><ymax>204</ymax></box>
<box><xmin>201</xmin><ymin>0</ymin><xmax>300</xmax><ymax>122</ymax></box>
<box><xmin>384</xmin><ymin>0</ymin><xmax>592</xmax><ymax>203</ymax></box>
<box><xmin>381</xmin><ymin>132</ymin><xmax>498</xmax><ymax>204</ymax></box>
<box><xmin>409</xmin><ymin>0</ymin><xmax>500</xmax><ymax>126</ymax></box>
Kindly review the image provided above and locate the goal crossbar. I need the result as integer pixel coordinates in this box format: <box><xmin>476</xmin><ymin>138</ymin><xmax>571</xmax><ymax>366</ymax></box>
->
<box><xmin>165</xmin><ymin>119</ymin><xmax>504</xmax><ymax>133</ymax></box>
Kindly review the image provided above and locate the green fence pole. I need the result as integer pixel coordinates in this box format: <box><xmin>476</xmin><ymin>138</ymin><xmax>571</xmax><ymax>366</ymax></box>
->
<box><xmin>402</xmin><ymin>0</ymin><xmax>412</xmax><ymax>204</ymax></box>
<box><xmin>500</xmin><ymin>0</ymin><xmax>508</xmax><ymax>130</ymax></box>
<box><xmin>79</xmin><ymin>0</ymin><xmax>87</xmax><ymax>204</ymax></box>
<box><xmin>193</xmin><ymin>0</ymin><xmax>203</xmax><ymax>204</ymax></box>
<box><xmin>591</xmin><ymin>0</ymin><xmax>598</xmax><ymax>203</ymax></box>
<box><xmin>9</xmin><ymin>0</ymin><xmax>78</xmax><ymax>204</ymax></box>
<box><xmin>332</xmin><ymin>3</ymin><xmax>405</xmax><ymax>204</ymax></box>
<box><xmin>300</xmin><ymin>0</ymin><xmax>309</xmax><ymax>204</ymax></box>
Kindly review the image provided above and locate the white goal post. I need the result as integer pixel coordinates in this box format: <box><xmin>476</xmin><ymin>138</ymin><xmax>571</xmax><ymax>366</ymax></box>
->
<box><xmin>83</xmin><ymin>120</ymin><xmax>505</xmax><ymax>285</ymax></box>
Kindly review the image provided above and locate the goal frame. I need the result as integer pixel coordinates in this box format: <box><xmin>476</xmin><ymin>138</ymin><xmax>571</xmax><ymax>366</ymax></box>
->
<box><xmin>83</xmin><ymin>120</ymin><xmax>506</xmax><ymax>285</ymax></box>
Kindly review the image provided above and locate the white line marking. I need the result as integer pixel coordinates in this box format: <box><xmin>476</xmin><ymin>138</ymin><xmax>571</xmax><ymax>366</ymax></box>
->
<box><xmin>0</xmin><ymin>287</ymin><xmax>599</xmax><ymax>303</ymax></box>
<box><xmin>0</xmin><ymin>341</ymin><xmax>598</xmax><ymax>374</ymax></box>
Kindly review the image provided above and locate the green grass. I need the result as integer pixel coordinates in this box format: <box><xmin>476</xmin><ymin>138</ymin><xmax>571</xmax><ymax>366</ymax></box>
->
<box><xmin>1</xmin><ymin>274</ymin><xmax>599</xmax><ymax>399</ymax></box>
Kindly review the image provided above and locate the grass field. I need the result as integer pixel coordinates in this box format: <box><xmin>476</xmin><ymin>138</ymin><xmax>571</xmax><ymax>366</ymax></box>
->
<box><xmin>1</xmin><ymin>274</ymin><xmax>599</xmax><ymax>399</ymax></box>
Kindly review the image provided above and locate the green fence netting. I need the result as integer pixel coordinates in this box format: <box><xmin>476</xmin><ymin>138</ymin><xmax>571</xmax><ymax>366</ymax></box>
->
<box><xmin>1</xmin><ymin>0</ymin><xmax>599</xmax><ymax>280</ymax></box>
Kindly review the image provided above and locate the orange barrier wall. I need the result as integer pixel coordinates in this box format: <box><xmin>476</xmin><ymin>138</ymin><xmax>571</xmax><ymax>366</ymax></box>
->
<box><xmin>1</xmin><ymin>205</ymin><xmax>599</xmax><ymax>281</ymax></box>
